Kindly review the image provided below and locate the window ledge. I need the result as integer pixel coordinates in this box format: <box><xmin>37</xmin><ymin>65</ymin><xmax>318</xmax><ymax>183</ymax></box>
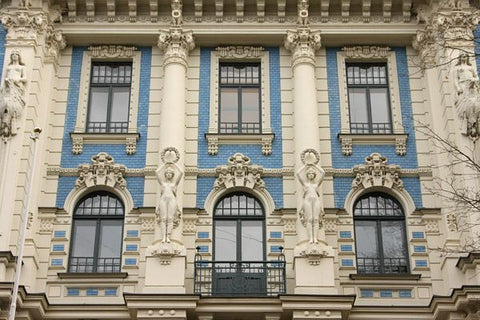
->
<box><xmin>205</xmin><ymin>133</ymin><xmax>275</xmax><ymax>156</ymax></box>
<box><xmin>349</xmin><ymin>273</ymin><xmax>421</xmax><ymax>280</ymax></box>
<box><xmin>338</xmin><ymin>133</ymin><xmax>408</xmax><ymax>156</ymax></box>
<box><xmin>57</xmin><ymin>272</ymin><xmax>128</xmax><ymax>279</ymax></box>
<box><xmin>70</xmin><ymin>132</ymin><xmax>140</xmax><ymax>155</ymax></box>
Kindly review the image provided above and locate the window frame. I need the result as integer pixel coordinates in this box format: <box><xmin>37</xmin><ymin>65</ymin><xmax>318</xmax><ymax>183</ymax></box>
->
<box><xmin>205</xmin><ymin>46</ymin><xmax>274</xmax><ymax>155</ymax></box>
<box><xmin>70</xmin><ymin>46</ymin><xmax>141</xmax><ymax>154</ymax></box>
<box><xmin>346</xmin><ymin>63</ymin><xmax>392</xmax><ymax>134</ymax></box>
<box><xmin>68</xmin><ymin>192</ymin><xmax>125</xmax><ymax>273</ymax></box>
<box><xmin>218</xmin><ymin>62</ymin><xmax>262</xmax><ymax>134</ymax></box>
<box><xmin>353</xmin><ymin>193</ymin><xmax>410</xmax><ymax>275</ymax></box>
<box><xmin>85</xmin><ymin>62</ymin><xmax>133</xmax><ymax>134</ymax></box>
<box><xmin>213</xmin><ymin>193</ymin><xmax>266</xmax><ymax>262</ymax></box>
<box><xmin>336</xmin><ymin>46</ymin><xmax>408</xmax><ymax>156</ymax></box>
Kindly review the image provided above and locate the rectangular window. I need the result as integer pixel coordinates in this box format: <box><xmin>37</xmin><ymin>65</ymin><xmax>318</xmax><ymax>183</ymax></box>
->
<box><xmin>219</xmin><ymin>63</ymin><xmax>261</xmax><ymax>134</ymax></box>
<box><xmin>346</xmin><ymin>63</ymin><xmax>392</xmax><ymax>134</ymax></box>
<box><xmin>86</xmin><ymin>62</ymin><xmax>132</xmax><ymax>133</ymax></box>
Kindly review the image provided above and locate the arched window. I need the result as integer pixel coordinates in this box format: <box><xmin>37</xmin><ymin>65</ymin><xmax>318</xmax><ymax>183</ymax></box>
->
<box><xmin>214</xmin><ymin>193</ymin><xmax>265</xmax><ymax>262</ymax></box>
<box><xmin>354</xmin><ymin>193</ymin><xmax>409</xmax><ymax>274</ymax></box>
<box><xmin>69</xmin><ymin>192</ymin><xmax>124</xmax><ymax>272</ymax></box>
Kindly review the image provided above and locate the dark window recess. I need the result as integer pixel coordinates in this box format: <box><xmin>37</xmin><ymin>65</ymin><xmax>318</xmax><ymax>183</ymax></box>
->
<box><xmin>69</xmin><ymin>192</ymin><xmax>124</xmax><ymax>273</ymax></box>
<box><xmin>219</xmin><ymin>63</ymin><xmax>261</xmax><ymax>134</ymax></box>
<box><xmin>346</xmin><ymin>63</ymin><xmax>392</xmax><ymax>134</ymax></box>
<box><xmin>354</xmin><ymin>193</ymin><xmax>409</xmax><ymax>274</ymax></box>
<box><xmin>86</xmin><ymin>63</ymin><xmax>132</xmax><ymax>133</ymax></box>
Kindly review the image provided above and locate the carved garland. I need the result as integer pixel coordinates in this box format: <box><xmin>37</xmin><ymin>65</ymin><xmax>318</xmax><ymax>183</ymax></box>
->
<box><xmin>214</xmin><ymin>153</ymin><xmax>265</xmax><ymax>191</ymax></box>
<box><xmin>351</xmin><ymin>153</ymin><xmax>404</xmax><ymax>191</ymax></box>
<box><xmin>75</xmin><ymin>152</ymin><xmax>127</xmax><ymax>190</ymax></box>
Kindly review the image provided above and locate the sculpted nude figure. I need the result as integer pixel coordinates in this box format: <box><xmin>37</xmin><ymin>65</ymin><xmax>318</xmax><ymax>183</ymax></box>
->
<box><xmin>156</xmin><ymin>150</ymin><xmax>183</xmax><ymax>243</ymax></box>
<box><xmin>297</xmin><ymin>150</ymin><xmax>325</xmax><ymax>244</ymax></box>
<box><xmin>0</xmin><ymin>50</ymin><xmax>27</xmax><ymax>139</ymax></box>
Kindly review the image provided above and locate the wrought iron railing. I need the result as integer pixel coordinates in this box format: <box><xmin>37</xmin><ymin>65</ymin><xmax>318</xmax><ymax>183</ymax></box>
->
<box><xmin>219</xmin><ymin>121</ymin><xmax>261</xmax><ymax>134</ymax></box>
<box><xmin>194</xmin><ymin>250</ymin><xmax>286</xmax><ymax>296</ymax></box>
<box><xmin>69</xmin><ymin>257</ymin><xmax>121</xmax><ymax>273</ymax></box>
<box><xmin>357</xmin><ymin>257</ymin><xmax>408</xmax><ymax>274</ymax></box>
<box><xmin>86</xmin><ymin>121</ymin><xmax>128</xmax><ymax>133</ymax></box>
<box><xmin>350</xmin><ymin>122</ymin><xmax>392</xmax><ymax>134</ymax></box>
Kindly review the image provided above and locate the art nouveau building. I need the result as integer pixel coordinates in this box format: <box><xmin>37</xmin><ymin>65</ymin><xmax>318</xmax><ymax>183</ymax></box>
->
<box><xmin>0</xmin><ymin>0</ymin><xmax>479</xmax><ymax>319</ymax></box>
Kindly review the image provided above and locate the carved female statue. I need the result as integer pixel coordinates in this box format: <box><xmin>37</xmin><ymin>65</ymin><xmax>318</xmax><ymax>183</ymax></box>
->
<box><xmin>297</xmin><ymin>150</ymin><xmax>325</xmax><ymax>244</ymax></box>
<box><xmin>156</xmin><ymin>149</ymin><xmax>183</xmax><ymax>243</ymax></box>
<box><xmin>453</xmin><ymin>54</ymin><xmax>480</xmax><ymax>137</ymax></box>
<box><xmin>0</xmin><ymin>50</ymin><xmax>27</xmax><ymax>139</ymax></box>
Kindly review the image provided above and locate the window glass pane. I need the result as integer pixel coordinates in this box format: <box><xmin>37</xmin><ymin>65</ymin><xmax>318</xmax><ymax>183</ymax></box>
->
<box><xmin>348</xmin><ymin>88</ymin><xmax>368</xmax><ymax>125</ymax></box>
<box><xmin>220</xmin><ymin>88</ymin><xmax>239</xmax><ymax>132</ymax></box>
<box><xmin>381</xmin><ymin>221</ymin><xmax>407</xmax><ymax>258</ymax></box>
<box><xmin>241</xmin><ymin>221</ymin><xmax>263</xmax><ymax>261</ymax></box>
<box><xmin>355</xmin><ymin>220</ymin><xmax>379</xmax><ymax>258</ymax></box>
<box><xmin>88</xmin><ymin>87</ymin><xmax>109</xmax><ymax>122</ymax></box>
<box><xmin>370</xmin><ymin>88</ymin><xmax>391</xmax><ymax>132</ymax></box>
<box><xmin>98</xmin><ymin>220</ymin><xmax>123</xmax><ymax>258</ymax></box>
<box><xmin>71</xmin><ymin>220</ymin><xmax>96</xmax><ymax>257</ymax></box>
<box><xmin>215</xmin><ymin>220</ymin><xmax>237</xmax><ymax>261</ymax></box>
<box><xmin>110</xmin><ymin>87</ymin><xmax>130</xmax><ymax>123</ymax></box>
<box><xmin>241</xmin><ymin>88</ymin><xmax>260</xmax><ymax>131</ymax></box>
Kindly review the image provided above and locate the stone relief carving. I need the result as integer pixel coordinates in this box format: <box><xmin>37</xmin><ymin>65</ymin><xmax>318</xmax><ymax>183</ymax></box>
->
<box><xmin>214</xmin><ymin>153</ymin><xmax>265</xmax><ymax>190</ymax></box>
<box><xmin>171</xmin><ymin>0</ymin><xmax>183</xmax><ymax>26</ymax></box>
<box><xmin>45</xmin><ymin>27</ymin><xmax>66</xmax><ymax>64</ymax></box>
<box><xmin>342</xmin><ymin>46</ymin><xmax>391</xmax><ymax>59</ymax></box>
<box><xmin>158</xmin><ymin>27</ymin><xmax>195</xmax><ymax>66</ymax></box>
<box><xmin>88</xmin><ymin>45</ymin><xmax>137</xmax><ymax>58</ymax></box>
<box><xmin>352</xmin><ymin>153</ymin><xmax>404</xmax><ymax>190</ymax></box>
<box><xmin>446</xmin><ymin>212</ymin><xmax>458</xmax><ymax>232</ymax></box>
<box><xmin>216</xmin><ymin>46</ymin><xmax>264</xmax><ymax>59</ymax></box>
<box><xmin>75</xmin><ymin>152</ymin><xmax>127</xmax><ymax>190</ymax></box>
<box><xmin>297</xmin><ymin>0</ymin><xmax>309</xmax><ymax>26</ymax></box>
<box><xmin>155</xmin><ymin>147</ymin><xmax>183</xmax><ymax>244</ymax></box>
<box><xmin>453</xmin><ymin>54</ymin><xmax>480</xmax><ymax>139</ymax></box>
<box><xmin>297</xmin><ymin>149</ymin><xmax>325</xmax><ymax>244</ymax></box>
<box><xmin>0</xmin><ymin>50</ymin><xmax>27</xmax><ymax>141</ymax></box>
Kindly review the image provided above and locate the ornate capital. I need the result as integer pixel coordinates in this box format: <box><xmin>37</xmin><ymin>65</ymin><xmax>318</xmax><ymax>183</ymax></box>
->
<box><xmin>158</xmin><ymin>27</ymin><xmax>195</xmax><ymax>67</ymax></box>
<box><xmin>412</xmin><ymin>27</ymin><xmax>437</xmax><ymax>69</ymax></box>
<box><xmin>214</xmin><ymin>153</ymin><xmax>265</xmax><ymax>191</ymax></box>
<box><xmin>75</xmin><ymin>152</ymin><xmax>127</xmax><ymax>190</ymax></box>
<box><xmin>433</xmin><ymin>10</ymin><xmax>478</xmax><ymax>44</ymax></box>
<box><xmin>352</xmin><ymin>153</ymin><xmax>404</xmax><ymax>191</ymax></box>
<box><xmin>285</xmin><ymin>27</ymin><xmax>321</xmax><ymax>67</ymax></box>
<box><xmin>0</xmin><ymin>9</ymin><xmax>48</xmax><ymax>45</ymax></box>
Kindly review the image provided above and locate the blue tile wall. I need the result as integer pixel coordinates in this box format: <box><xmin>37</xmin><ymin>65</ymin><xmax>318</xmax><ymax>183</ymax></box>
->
<box><xmin>104</xmin><ymin>288</ymin><xmax>117</xmax><ymax>296</ymax></box>
<box><xmin>197</xmin><ymin>232</ymin><xmax>209</xmax><ymax>239</ymax></box>
<box><xmin>333</xmin><ymin>177</ymin><xmax>422</xmax><ymax>209</ymax></box>
<box><xmin>326</xmin><ymin>47</ymin><xmax>423</xmax><ymax>210</ymax></box>
<box><xmin>56</xmin><ymin>47</ymin><xmax>152</xmax><ymax>208</ymax></box>
<box><xmin>196</xmin><ymin>48</ymin><xmax>283</xmax><ymax>208</ymax></box>
<box><xmin>0</xmin><ymin>25</ymin><xmax>6</xmax><ymax>79</ymax></box>
<box><xmin>67</xmin><ymin>288</ymin><xmax>80</xmax><ymax>296</ymax></box>
<box><xmin>399</xmin><ymin>289</ymin><xmax>412</xmax><ymax>298</ymax></box>
<box><xmin>53</xmin><ymin>230</ymin><xmax>66</xmax><ymax>238</ymax></box>
<box><xmin>56</xmin><ymin>176</ymin><xmax>144</xmax><ymax>208</ymax></box>
<box><xmin>196</xmin><ymin>177</ymin><xmax>283</xmax><ymax>209</ymax></box>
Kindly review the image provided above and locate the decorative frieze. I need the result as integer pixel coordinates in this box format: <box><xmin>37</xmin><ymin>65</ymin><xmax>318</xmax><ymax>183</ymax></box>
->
<box><xmin>88</xmin><ymin>45</ymin><xmax>137</xmax><ymax>58</ymax></box>
<box><xmin>214</xmin><ymin>153</ymin><xmax>265</xmax><ymax>191</ymax></box>
<box><xmin>352</xmin><ymin>153</ymin><xmax>404</xmax><ymax>191</ymax></box>
<box><xmin>342</xmin><ymin>45</ymin><xmax>391</xmax><ymax>59</ymax></box>
<box><xmin>216</xmin><ymin>46</ymin><xmax>264</xmax><ymax>59</ymax></box>
<box><xmin>158</xmin><ymin>27</ymin><xmax>195</xmax><ymax>67</ymax></box>
<box><xmin>75</xmin><ymin>152</ymin><xmax>127</xmax><ymax>190</ymax></box>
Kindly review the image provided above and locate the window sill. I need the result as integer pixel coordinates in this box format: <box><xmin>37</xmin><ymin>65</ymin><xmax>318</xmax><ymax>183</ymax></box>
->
<box><xmin>338</xmin><ymin>133</ymin><xmax>408</xmax><ymax>156</ymax></box>
<box><xmin>70</xmin><ymin>132</ymin><xmax>140</xmax><ymax>155</ymax></box>
<box><xmin>205</xmin><ymin>133</ymin><xmax>275</xmax><ymax>156</ymax></box>
<box><xmin>349</xmin><ymin>273</ymin><xmax>421</xmax><ymax>280</ymax></box>
<box><xmin>57</xmin><ymin>272</ymin><xmax>128</xmax><ymax>279</ymax></box>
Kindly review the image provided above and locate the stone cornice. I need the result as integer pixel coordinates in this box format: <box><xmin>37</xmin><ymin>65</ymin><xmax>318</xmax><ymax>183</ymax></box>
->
<box><xmin>157</xmin><ymin>27</ymin><xmax>195</xmax><ymax>67</ymax></box>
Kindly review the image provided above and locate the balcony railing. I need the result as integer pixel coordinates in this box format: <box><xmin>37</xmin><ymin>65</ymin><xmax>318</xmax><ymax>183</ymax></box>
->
<box><xmin>357</xmin><ymin>257</ymin><xmax>408</xmax><ymax>274</ymax></box>
<box><xmin>194</xmin><ymin>254</ymin><xmax>286</xmax><ymax>296</ymax></box>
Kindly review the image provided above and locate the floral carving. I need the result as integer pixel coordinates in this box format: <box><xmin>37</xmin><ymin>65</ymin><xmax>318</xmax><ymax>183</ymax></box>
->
<box><xmin>0</xmin><ymin>10</ymin><xmax>48</xmax><ymax>43</ymax></box>
<box><xmin>342</xmin><ymin>46</ymin><xmax>391</xmax><ymax>59</ymax></box>
<box><xmin>352</xmin><ymin>153</ymin><xmax>404</xmax><ymax>191</ymax></box>
<box><xmin>216</xmin><ymin>46</ymin><xmax>264</xmax><ymax>59</ymax></box>
<box><xmin>75</xmin><ymin>152</ymin><xmax>127</xmax><ymax>190</ymax></box>
<box><xmin>285</xmin><ymin>27</ymin><xmax>321</xmax><ymax>67</ymax></box>
<box><xmin>158</xmin><ymin>27</ymin><xmax>195</xmax><ymax>67</ymax></box>
<box><xmin>214</xmin><ymin>153</ymin><xmax>265</xmax><ymax>190</ymax></box>
<box><xmin>88</xmin><ymin>45</ymin><xmax>137</xmax><ymax>58</ymax></box>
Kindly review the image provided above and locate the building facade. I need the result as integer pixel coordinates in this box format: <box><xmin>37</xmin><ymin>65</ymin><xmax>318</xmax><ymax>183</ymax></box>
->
<box><xmin>0</xmin><ymin>0</ymin><xmax>479</xmax><ymax>319</ymax></box>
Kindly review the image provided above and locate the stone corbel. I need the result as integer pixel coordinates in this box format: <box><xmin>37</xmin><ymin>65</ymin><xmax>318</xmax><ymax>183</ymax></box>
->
<box><xmin>338</xmin><ymin>134</ymin><xmax>408</xmax><ymax>156</ymax></box>
<box><xmin>44</xmin><ymin>27</ymin><xmax>66</xmax><ymax>67</ymax></box>
<box><xmin>205</xmin><ymin>133</ymin><xmax>274</xmax><ymax>156</ymax></box>
<box><xmin>70</xmin><ymin>133</ymin><xmax>140</xmax><ymax>155</ymax></box>
<box><xmin>299</xmin><ymin>243</ymin><xmax>330</xmax><ymax>266</ymax></box>
<box><xmin>148</xmin><ymin>243</ymin><xmax>183</xmax><ymax>265</ymax></box>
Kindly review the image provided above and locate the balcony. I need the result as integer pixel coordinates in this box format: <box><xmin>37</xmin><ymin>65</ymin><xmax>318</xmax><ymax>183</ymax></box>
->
<box><xmin>194</xmin><ymin>256</ymin><xmax>286</xmax><ymax>296</ymax></box>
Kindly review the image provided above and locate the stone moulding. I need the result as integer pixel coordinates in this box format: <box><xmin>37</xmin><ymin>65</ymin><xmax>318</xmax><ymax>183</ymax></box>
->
<box><xmin>205</xmin><ymin>133</ymin><xmax>275</xmax><ymax>156</ymax></box>
<box><xmin>338</xmin><ymin>133</ymin><xmax>408</xmax><ymax>156</ymax></box>
<box><xmin>70</xmin><ymin>133</ymin><xmax>140</xmax><ymax>155</ymax></box>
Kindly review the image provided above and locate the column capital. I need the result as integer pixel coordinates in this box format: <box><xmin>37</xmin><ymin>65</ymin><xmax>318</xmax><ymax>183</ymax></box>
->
<box><xmin>44</xmin><ymin>27</ymin><xmax>66</xmax><ymax>66</ymax></box>
<box><xmin>285</xmin><ymin>27</ymin><xmax>321</xmax><ymax>68</ymax></box>
<box><xmin>157</xmin><ymin>27</ymin><xmax>195</xmax><ymax>68</ymax></box>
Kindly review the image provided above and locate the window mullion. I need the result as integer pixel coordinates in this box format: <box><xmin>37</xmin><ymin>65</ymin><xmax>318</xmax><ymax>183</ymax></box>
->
<box><xmin>376</xmin><ymin>219</ymin><xmax>385</xmax><ymax>274</ymax></box>
<box><xmin>238</xmin><ymin>87</ymin><xmax>242</xmax><ymax>133</ymax></box>
<box><xmin>366</xmin><ymin>87</ymin><xmax>373</xmax><ymax>134</ymax></box>
<box><xmin>106</xmin><ymin>85</ymin><xmax>114</xmax><ymax>133</ymax></box>
<box><xmin>93</xmin><ymin>219</ymin><xmax>101</xmax><ymax>272</ymax></box>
